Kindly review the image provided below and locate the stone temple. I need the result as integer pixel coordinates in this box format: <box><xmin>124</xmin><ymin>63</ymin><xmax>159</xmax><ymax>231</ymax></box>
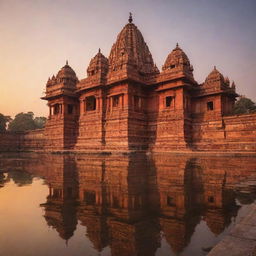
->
<box><xmin>3</xmin><ymin>14</ymin><xmax>255</xmax><ymax>153</ymax></box>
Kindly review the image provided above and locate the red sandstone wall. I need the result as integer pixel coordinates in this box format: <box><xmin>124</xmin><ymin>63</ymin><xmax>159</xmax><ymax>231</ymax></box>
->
<box><xmin>0</xmin><ymin>132</ymin><xmax>22</xmax><ymax>151</ymax></box>
<box><xmin>150</xmin><ymin>87</ymin><xmax>190</xmax><ymax>151</ymax></box>
<box><xmin>192</xmin><ymin>113</ymin><xmax>256</xmax><ymax>151</ymax></box>
<box><xmin>20</xmin><ymin>129</ymin><xmax>45</xmax><ymax>150</ymax></box>
<box><xmin>223</xmin><ymin>114</ymin><xmax>256</xmax><ymax>150</ymax></box>
<box><xmin>0</xmin><ymin>129</ymin><xmax>45</xmax><ymax>152</ymax></box>
<box><xmin>127</xmin><ymin>84</ymin><xmax>149</xmax><ymax>150</ymax></box>
<box><xmin>76</xmin><ymin>88</ymin><xmax>104</xmax><ymax>150</ymax></box>
<box><xmin>44</xmin><ymin>96</ymin><xmax>79</xmax><ymax>150</ymax></box>
<box><xmin>104</xmin><ymin>84</ymin><xmax>130</xmax><ymax>151</ymax></box>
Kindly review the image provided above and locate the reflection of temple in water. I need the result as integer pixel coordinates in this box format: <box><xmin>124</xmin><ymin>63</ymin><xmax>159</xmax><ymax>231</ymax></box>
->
<box><xmin>76</xmin><ymin>155</ymin><xmax>160</xmax><ymax>255</ymax></box>
<box><xmin>2</xmin><ymin>153</ymin><xmax>256</xmax><ymax>255</ymax></box>
<box><xmin>40</xmin><ymin>156</ymin><xmax>79</xmax><ymax>242</ymax></box>
<box><xmin>0</xmin><ymin>172</ymin><xmax>9</xmax><ymax>188</ymax></box>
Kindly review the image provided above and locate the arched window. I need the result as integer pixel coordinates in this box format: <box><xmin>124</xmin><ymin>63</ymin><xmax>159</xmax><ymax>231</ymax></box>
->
<box><xmin>134</xmin><ymin>96</ymin><xmax>141</xmax><ymax>111</ymax></box>
<box><xmin>112</xmin><ymin>95</ymin><xmax>120</xmax><ymax>107</ymax></box>
<box><xmin>85</xmin><ymin>96</ymin><xmax>96</xmax><ymax>111</ymax></box>
<box><xmin>68</xmin><ymin>104</ymin><xmax>74</xmax><ymax>114</ymax></box>
<box><xmin>166</xmin><ymin>96</ymin><xmax>173</xmax><ymax>107</ymax></box>
<box><xmin>53</xmin><ymin>104</ymin><xmax>60</xmax><ymax>115</ymax></box>
<box><xmin>207</xmin><ymin>101</ymin><xmax>214</xmax><ymax>111</ymax></box>
<box><xmin>84</xmin><ymin>190</ymin><xmax>96</xmax><ymax>205</ymax></box>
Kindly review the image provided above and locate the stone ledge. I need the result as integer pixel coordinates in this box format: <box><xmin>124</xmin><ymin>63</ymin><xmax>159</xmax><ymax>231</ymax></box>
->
<box><xmin>208</xmin><ymin>203</ymin><xmax>256</xmax><ymax>256</ymax></box>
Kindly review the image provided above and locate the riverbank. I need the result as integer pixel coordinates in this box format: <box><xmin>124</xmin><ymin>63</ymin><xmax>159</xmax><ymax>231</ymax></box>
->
<box><xmin>208</xmin><ymin>202</ymin><xmax>256</xmax><ymax>256</ymax></box>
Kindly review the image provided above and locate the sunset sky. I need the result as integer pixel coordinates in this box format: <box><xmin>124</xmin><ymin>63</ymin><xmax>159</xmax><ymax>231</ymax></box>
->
<box><xmin>0</xmin><ymin>0</ymin><xmax>255</xmax><ymax>118</ymax></box>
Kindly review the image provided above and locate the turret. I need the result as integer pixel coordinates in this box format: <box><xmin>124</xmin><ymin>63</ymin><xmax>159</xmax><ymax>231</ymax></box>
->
<box><xmin>43</xmin><ymin>61</ymin><xmax>78</xmax><ymax>100</ymax></box>
<box><xmin>203</xmin><ymin>66</ymin><xmax>225</xmax><ymax>90</ymax></box>
<box><xmin>87</xmin><ymin>48</ymin><xmax>108</xmax><ymax>77</ymax></box>
<box><xmin>194</xmin><ymin>66</ymin><xmax>238</xmax><ymax>116</ymax></box>
<box><xmin>107</xmin><ymin>13</ymin><xmax>159</xmax><ymax>83</ymax></box>
<box><xmin>162</xmin><ymin>43</ymin><xmax>194</xmax><ymax>78</ymax></box>
<box><xmin>56</xmin><ymin>60</ymin><xmax>78</xmax><ymax>87</ymax></box>
<box><xmin>41</xmin><ymin>61</ymin><xmax>79</xmax><ymax>150</ymax></box>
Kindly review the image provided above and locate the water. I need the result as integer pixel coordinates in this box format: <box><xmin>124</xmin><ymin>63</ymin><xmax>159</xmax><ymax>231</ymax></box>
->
<box><xmin>0</xmin><ymin>153</ymin><xmax>256</xmax><ymax>256</ymax></box>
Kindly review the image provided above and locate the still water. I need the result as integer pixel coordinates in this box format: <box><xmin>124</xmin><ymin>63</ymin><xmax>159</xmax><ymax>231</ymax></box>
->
<box><xmin>0</xmin><ymin>153</ymin><xmax>256</xmax><ymax>256</ymax></box>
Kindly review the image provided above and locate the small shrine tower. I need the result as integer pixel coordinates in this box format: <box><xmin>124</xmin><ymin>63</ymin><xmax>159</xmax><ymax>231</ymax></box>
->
<box><xmin>42</xmin><ymin>61</ymin><xmax>79</xmax><ymax>149</ymax></box>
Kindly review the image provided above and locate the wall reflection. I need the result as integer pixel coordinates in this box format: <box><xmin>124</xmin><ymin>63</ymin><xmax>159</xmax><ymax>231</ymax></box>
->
<box><xmin>1</xmin><ymin>153</ymin><xmax>256</xmax><ymax>255</ymax></box>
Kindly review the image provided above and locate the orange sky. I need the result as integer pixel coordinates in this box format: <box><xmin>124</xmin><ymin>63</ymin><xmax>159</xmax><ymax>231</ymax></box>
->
<box><xmin>1</xmin><ymin>0</ymin><xmax>256</xmax><ymax>118</ymax></box>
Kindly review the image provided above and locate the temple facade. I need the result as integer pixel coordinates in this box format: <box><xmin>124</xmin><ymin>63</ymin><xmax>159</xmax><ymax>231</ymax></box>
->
<box><xmin>39</xmin><ymin>14</ymin><xmax>256</xmax><ymax>153</ymax></box>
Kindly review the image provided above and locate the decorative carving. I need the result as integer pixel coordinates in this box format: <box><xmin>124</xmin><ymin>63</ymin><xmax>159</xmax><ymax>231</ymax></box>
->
<box><xmin>108</xmin><ymin>20</ymin><xmax>159</xmax><ymax>78</ymax></box>
<box><xmin>87</xmin><ymin>49</ymin><xmax>108</xmax><ymax>77</ymax></box>
<box><xmin>162</xmin><ymin>44</ymin><xmax>193</xmax><ymax>77</ymax></box>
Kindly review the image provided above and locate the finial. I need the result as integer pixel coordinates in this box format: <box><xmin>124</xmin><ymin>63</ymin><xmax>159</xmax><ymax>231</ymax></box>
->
<box><xmin>98</xmin><ymin>48</ymin><xmax>101</xmax><ymax>53</ymax></box>
<box><xmin>176</xmin><ymin>43</ymin><xmax>179</xmax><ymax>48</ymax></box>
<box><xmin>66</xmin><ymin>60</ymin><xmax>68</xmax><ymax>65</ymax></box>
<box><xmin>214</xmin><ymin>65</ymin><xmax>216</xmax><ymax>70</ymax></box>
<box><xmin>128</xmin><ymin>12</ymin><xmax>133</xmax><ymax>23</ymax></box>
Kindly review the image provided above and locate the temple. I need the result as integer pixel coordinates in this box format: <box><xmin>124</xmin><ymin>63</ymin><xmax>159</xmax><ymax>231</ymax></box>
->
<box><xmin>1</xmin><ymin>14</ymin><xmax>255</xmax><ymax>153</ymax></box>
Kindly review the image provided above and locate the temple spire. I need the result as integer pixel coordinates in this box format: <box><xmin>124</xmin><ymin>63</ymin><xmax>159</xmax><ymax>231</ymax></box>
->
<box><xmin>66</xmin><ymin>60</ymin><xmax>68</xmax><ymax>65</ymax></box>
<box><xmin>128</xmin><ymin>12</ymin><xmax>133</xmax><ymax>23</ymax></box>
<box><xmin>98</xmin><ymin>48</ymin><xmax>101</xmax><ymax>53</ymax></box>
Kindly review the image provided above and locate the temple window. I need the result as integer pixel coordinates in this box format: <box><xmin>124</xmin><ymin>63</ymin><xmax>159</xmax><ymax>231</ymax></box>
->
<box><xmin>170</xmin><ymin>65</ymin><xmax>175</xmax><ymax>69</ymax></box>
<box><xmin>167</xmin><ymin>196</ymin><xmax>175</xmax><ymax>206</ymax></box>
<box><xmin>112</xmin><ymin>195</ymin><xmax>120</xmax><ymax>208</ymax></box>
<box><xmin>134</xmin><ymin>196</ymin><xmax>141</xmax><ymax>209</ymax></box>
<box><xmin>52</xmin><ymin>188</ymin><xmax>62</xmax><ymax>199</ymax></box>
<box><xmin>67</xmin><ymin>187</ymin><xmax>73</xmax><ymax>198</ymax></box>
<box><xmin>53</xmin><ymin>104</ymin><xmax>60</xmax><ymax>115</ymax></box>
<box><xmin>112</xmin><ymin>95</ymin><xmax>120</xmax><ymax>107</ymax></box>
<box><xmin>86</xmin><ymin>96</ymin><xmax>96</xmax><ymax>111</ymax></box>
<box><xmin>207</xmin><ymin>101</ymin><xmax>214</xmax><ymax>111</ymax></box>
<box><xmin>84</xmin><ymin>190</ymin><xmax>96</xmax><ymax>205</ymax></box>
<box><xmin>67</xmin><ymin>104</ymin><xmax>74</xmax><ymax>114</ymax></box>
<box><xmin>134</xmin><ymin>96</ymin><xmax>141</xmax><ymax>110</ymax></box>
<box><xmin>208</xmin><ymin>196</ymin><xmax>215</xmax><ymax>203</ymax></box>
<box><xmin>166</xmin><ymin>96</ymin><xmax>173</xmax><ymax>107</ymax></box>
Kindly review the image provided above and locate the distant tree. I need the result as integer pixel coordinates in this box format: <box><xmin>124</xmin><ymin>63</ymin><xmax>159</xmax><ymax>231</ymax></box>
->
<box><xmin>0</xmin><ymin>172</ymin><xmax>10</xmax><ymax>188</ymax></box>
<box><xmin>8</xmin><ymin>112</ymin><xmax>37</xmax><ymax>131</ymax></box>
<box><xmin>0</xmin><ymin>113</ymin><xmax>12</xmax><ymax>132</ymax></box>
<box><xmin>7</xmin><ymin>171</ymin><xmax>33</xmax><ymax>186</ymax></box>
<box><xmin>8</xmin><ymin>112</ymin><xmax>47</xmax><ymax>132</ymax></box>
<box><xmin>34</xmin><ymin>117</ymin><xmax>47</xmax><ymax>129</ymax></box>
<box><xmin>233</xmin><ymin>96</ymin><xmax>256</xmax><ymax>115</ymax></box>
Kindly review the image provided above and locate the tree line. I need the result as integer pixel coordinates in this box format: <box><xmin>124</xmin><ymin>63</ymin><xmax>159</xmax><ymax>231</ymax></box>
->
<box><xmin>0</xmin><ymin>112</ymin><xmax>46</xmax><ymax>132</ymax></box>
<box><xmin>0</xmin><ymin>97</ymin><xmax>255</xmax><ymax>132</ymax></box>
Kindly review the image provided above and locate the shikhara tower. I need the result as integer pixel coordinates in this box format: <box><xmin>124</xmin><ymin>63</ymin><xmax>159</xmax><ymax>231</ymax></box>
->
<box><xmin>42</xmin><ymin>14</ymin><xmax>254</xmax><ymax>152</ymax></box>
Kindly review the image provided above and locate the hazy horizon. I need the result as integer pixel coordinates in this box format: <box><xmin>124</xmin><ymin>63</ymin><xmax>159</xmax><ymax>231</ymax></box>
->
<box><xmin>1</xmin><ymin>0</ymin><xmax>256</xmax><ymax>118</ymax></box>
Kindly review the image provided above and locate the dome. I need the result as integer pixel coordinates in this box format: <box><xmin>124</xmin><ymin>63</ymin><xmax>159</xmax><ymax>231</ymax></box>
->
<box><xmin>87</xmin><ymin>49</ymin><xmax>108</xmax><ymax>77</ymax></box>
<box><xmin>56</xmin><ymin>61</ymin><xmax>78</xmax><ymax>81</ymax></box>
<box><xmin>162</xmin><ymin>43</ymin><xmax>192</xmax><ymax>72</ymax></box>
<box><xmin>224</xmin><ymin>76</ymin><xmax>230</xmax><ymax>85</ymax></box>
<box><xmin>205</xmin><ymin>66</ymin><xmax>224</xmax><ymax>84</ymax></box>
<box><xmin>108</xmin><ymin>14</ymin><xmax>158</xmax><ymax>75</ymax></box>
